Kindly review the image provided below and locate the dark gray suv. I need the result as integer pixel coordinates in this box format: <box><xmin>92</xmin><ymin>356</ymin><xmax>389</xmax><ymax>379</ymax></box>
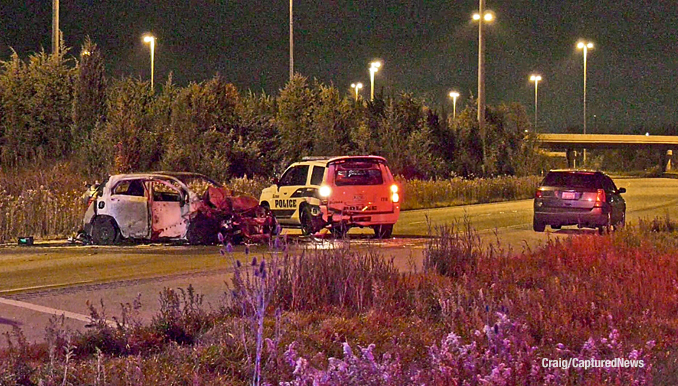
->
<box><xmin>533</xmin><ymin>170</ymin><xmax>626</xmax><ymax>234</ymax></box>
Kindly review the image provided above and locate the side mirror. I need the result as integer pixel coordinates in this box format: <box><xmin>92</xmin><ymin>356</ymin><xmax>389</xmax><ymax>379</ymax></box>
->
<box><xmin>617</xmin><ymin>187</ymin><xmax>626</xmax><ymax>194</ymax></box>
<box><xmin>273</xmin><ymin>177</ymin><xmax>279</xmax><ymax>186</ymax></box>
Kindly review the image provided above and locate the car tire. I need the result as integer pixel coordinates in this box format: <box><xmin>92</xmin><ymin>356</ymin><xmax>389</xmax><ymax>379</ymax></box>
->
<box><xmin>372</xmin><ymin>224</ymin><xmax>394</xmax><ymax>239</ymax></box>
<box><xmin>331</xmin><ymin>223</ymin><xmax>349</xmax><ymax>239</ymax></box>
<box><xmin>91</xmin><ymin>216</ymin><xmax>120</xmax><ymax>245</ymax></box>
<box><xmin>614</xmin><ymin>211</ymin><xmax>626</xmax><ymax>231</ymax></box>
<box><xmin>300</xmin><ymin>206</ymin><xmax>315</xmax><ymax>236</ymax></box>
<box><xmin>186</xmin><ymin>212</ymin><xmax>219</xmax><ymax>245</ymax></box>
<box><xmin>598</xmin><ymin>213</ymin><xmax>612</xmax><ymax>235</ymax></box>
<box><xmin>533</xmin><ymin>218</ymin><xmax>545</xmax><ymax>232</ymax></box>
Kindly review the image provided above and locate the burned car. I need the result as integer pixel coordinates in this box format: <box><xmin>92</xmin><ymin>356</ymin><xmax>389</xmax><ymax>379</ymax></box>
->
<box><xmin>82</xmin><ymin>172</ymin><xmax>276</xmax><ymax>245</ymax></box>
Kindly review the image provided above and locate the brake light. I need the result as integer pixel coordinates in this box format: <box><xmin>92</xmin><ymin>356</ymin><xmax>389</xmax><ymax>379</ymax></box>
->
<box><xmin>535</xmin><ymin>189</ymin><xmax>543</xmax><ymax>199</ymax></box>
<box><xmin>392</xmin><ymin>192</ymin><xmax>400</xmax><ymax>203</ymax></box>
<box><xmin>594</xmin><ymin>189</ymin><xmax>606</xmax><ymax>207</ymax></box>
<box><xmin>319</xmin><ymin>185</ymin><xmax>331</xmax><ymax>197</ymax></box>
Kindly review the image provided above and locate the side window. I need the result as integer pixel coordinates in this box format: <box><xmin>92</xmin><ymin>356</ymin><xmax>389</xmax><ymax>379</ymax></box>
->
<box><xmin>112</xmin><ymin>180</ymin><xmax>145</xmax><ymax>197</ymax></box>
<box><xmin>602</xmin><ymin>176</ymin><xmax>617</xmax><ymax>192</ymax></box>
<box><xmin>310</xmin><ymin>166</ymin><xmax>325</xmax><ymax>186</ymax></box>
<box><xmin>279</xmin><ymin>165</ymin><xmax>309</xmax><ymax>186</ymax></box>
<box><xmin>151</xmin><ymin>181</ymin><xmax>182</xmax><ymax>202</ymax></box>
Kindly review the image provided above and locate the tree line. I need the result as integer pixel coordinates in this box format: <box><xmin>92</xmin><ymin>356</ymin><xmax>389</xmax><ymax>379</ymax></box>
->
<box><xmin>0</xmin><ymin>40</ymin><xmax>549</xmax><ymax>182</ymax></box>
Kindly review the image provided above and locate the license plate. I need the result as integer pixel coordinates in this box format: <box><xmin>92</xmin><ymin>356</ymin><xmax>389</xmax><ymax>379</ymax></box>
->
<box><xmin>353</xmin><ymin>216</ymin><xmax>371</xmax><ymax>222</ymax></box>
<box><xmin>561</xmin><ymin>191</ymin><xmax>576</xmax><ymax>200</ymax></box>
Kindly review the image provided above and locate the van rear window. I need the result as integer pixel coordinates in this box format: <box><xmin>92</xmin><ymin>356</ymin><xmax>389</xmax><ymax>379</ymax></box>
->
<box><xmin>334</xmin><ymin>162</ymin><xmax>383</xmax><ymax>186</ymax></box>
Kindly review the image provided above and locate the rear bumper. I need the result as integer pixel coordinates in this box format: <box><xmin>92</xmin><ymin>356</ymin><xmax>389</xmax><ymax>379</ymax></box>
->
<box><xmin>321</xmin><ymin>206</ymin><xmax>400</xmax><ymax>227</ymax></box>
<box><xmin>533</xmin><ymin>207</ymin><xmax>608</xmax><ymax>228</ymax></box>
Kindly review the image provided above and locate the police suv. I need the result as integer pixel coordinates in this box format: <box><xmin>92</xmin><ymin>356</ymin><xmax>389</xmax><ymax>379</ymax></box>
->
<box><xmin>259</xmin><ymin>156</ymin><xmax>400</xmax><ymax>237</ymax></box>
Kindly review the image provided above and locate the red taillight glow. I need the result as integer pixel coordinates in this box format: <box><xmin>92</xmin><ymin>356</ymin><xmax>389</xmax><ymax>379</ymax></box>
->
<box><xmin>535</xmin><ymin>189</ymin><xmax>543</xmax><ymax>199</ymax></box>
<box><xmin>594</xmin><ymin>189</ymin><xmax>606</xmax><ymax>207</ymax></box>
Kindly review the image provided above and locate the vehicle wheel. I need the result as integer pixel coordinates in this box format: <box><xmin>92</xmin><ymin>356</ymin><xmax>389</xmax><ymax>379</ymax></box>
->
<box><xmin>91</xmin><ymin>216</ymin><xmax>120</xmax><ymax>245</ymax></box>
<box><xmin>614</xmin><ymin>212</ymin><xmax>626</xmax><ymax>231</ymax></box>
<box><xmin>330</xmin><ymin>223</ymin><xmax>349</xmax><ymax>239</ymax></box>
<box><xmin>300</xmin><ymin>206</ymin><xmax>315</xmax><ymax>236</ymax></box>
<box><xmin>598</xmin><ymin>213</ymin><xmax>612</xmax><ymax>235</ymax></box>
<box><xmin>372</xmin><ymin>224</ymin><xmax>394</xmax><ymax>239</ymax></box>
<box><xmin>533</xmin><ymin>218</ymin><xmax>545</xmax><ymax>232</ymax></box>
<box><xmin>186</xmin><ymin>212</ymin><xmax>219</xmax><ymax>245</ymax></box>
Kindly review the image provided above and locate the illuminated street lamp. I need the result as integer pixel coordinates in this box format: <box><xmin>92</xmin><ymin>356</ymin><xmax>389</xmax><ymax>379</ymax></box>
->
<box><xmin>369</xmin><ymin>61</ymin><xmax>381</xmax><ymax>101</ymax></box>
<box><xmin>449</xmin><ymin>91</ymin><xmax>460</xmax><ymax>119</ymax></box>
<box><xmin>472</xmin><ymin>1</ymin><xmax>494</xmax><ymax>174</ymax></box>
<box><xmin>529</xmin><ymin>74</ymin><xmax>542</xmax><ymax>133</ymax></box>
<box><xmin>143</xmin><ymin>34</ymin><xmax>156</xmax><ymax>91</ymax></box>
<box><xmin>351</xmin><ymin>82</ymin><xmax>363</xmax><ymax>101</ymax></box>
<box><xmin>577</xmin><ymin>40</ymin><xmax>593</xmax><ymax>162</ymax></box>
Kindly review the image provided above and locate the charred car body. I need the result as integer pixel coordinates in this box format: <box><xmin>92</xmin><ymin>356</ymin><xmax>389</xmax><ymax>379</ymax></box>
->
<box><xmin>82</xmin><ymin>172</ymin><xmax>276</xmax><ymax>245</ymax></box>
<box><xmin>259</xmin><ymin>156</ymin><xmax>400</xmax><ymax>238</ymax></box>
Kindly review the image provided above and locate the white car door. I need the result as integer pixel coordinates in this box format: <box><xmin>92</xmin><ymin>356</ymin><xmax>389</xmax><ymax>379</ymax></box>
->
<box><xmin>149</xmin><ymin>180</ymin><xmax>189</xmax><ymax>239</ymax></box>
<box><xmin>108</xmin><ymin>179</ymin><xmax>150</xmax><ymax>238</ymax></box>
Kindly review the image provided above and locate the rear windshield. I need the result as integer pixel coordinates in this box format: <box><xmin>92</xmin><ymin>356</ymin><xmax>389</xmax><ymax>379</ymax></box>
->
<box><xmin>333</xmin><ymin>161</ymin><xmax>384</xmax><ymax>186</ymax></box>
<box><xmin>541</xmin><ymin>172</ymin><xmax>602</xmax><ymax>189</ymax></box>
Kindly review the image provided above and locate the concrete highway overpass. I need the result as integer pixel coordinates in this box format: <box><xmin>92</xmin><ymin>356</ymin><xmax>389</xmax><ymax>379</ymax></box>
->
<box><xmin>537</xmin><ymin>133</ymin><xmax>678</xmax><ymax>169</ymax></box>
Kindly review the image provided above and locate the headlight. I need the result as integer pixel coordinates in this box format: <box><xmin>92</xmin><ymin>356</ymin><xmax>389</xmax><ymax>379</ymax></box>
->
<box><xmin>319</xmin><ymin>185</ymin><xmax>331</xmax><ymax>197</ymax></box>
<box><xmin>392</xmin><ymin>192</ymin><xmax>400</xmax><ymax>203</ymax></box>
<box><xmin>390</xmin><ymin>184</ymin><xmax>398</xmax><ymax>193</ymax></box>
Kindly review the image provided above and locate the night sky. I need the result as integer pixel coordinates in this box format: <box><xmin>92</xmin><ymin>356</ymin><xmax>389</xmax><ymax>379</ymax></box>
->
<box><xmin>1</xmin><ymin>0</ymin><xmax>677</xmax><ymax>132</ymax></box>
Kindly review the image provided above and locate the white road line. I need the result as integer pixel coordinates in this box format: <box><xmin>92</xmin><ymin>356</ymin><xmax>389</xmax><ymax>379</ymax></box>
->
<box><xmin>0</xmin><ymin>297</ymin><xmax>116</xmax><ymax>327</ymax></box>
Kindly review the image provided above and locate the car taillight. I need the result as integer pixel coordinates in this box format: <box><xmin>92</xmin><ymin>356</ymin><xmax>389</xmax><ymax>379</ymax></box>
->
<box><xmin>594</xmin><ymin>189</ymin><xmax>606</xmax><ymax>207</ymax></box>
<box><xmin>535</xmin><ymin>189</ymin><xmax>543</xmax><ymax>199</ymax></box>
<box><xmin>392</xmin><ymin>192</ymin><xmax>400</xmax><ymax>203</ymax></box>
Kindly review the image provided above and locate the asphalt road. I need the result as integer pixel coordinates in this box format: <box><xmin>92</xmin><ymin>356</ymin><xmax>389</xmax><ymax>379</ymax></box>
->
<box><xmin>2</xmin><ymin>177</ymin><xmax>678</xmax><ymax>346</ymax></box>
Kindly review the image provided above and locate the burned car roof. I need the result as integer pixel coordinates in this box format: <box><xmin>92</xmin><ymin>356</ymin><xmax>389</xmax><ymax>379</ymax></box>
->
<box><xmin>104</xmin><ymin>172</ymin><xmax>221</xmax><ymax>187</ymax></box>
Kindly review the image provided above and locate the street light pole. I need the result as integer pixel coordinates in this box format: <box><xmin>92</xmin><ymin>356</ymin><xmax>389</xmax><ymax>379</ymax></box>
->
<box><xmin>529</xmin><ymin>74</ymin><xmax>542</xmax><ymax>133</ymax></box>
<box><xmin>143</xmin><ymin>35</ymin><xmax>156</xmax><ymax>91</ymax></box>
<box><xmin>473</xmin><ymin>2</ymin><xmax>493</xmax><ymax>174</ymax></box>
<box><xmin>351</xmin><ymin>83</ymin><xmax>363</xmax><ymax>101</ymax></box>
<box><xmin>289</xmin><ymin>0</ymin><xmax>293</xmax><ymax>80</ymax></box>
<box><xmin>577</xmin><ymin>40</ymin><xmax>593</xmax><ymax>163</ymax></box>
<box><xmin>52</xmin><ymin>0</ymin><xmax>59</xmax><ymax>55</ymax></box>
<box><xmin>369</xmin><ymin>61</ymin><xmax>381</xmax><ymax>101</ymax></box>
<box><xmin>449</xmin><ymin>91</ymin><xmax>460</xmax><ymax>119</ymax></box>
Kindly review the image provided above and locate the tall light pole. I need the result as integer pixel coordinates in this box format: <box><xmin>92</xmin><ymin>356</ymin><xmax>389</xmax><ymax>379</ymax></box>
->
<box><xmin>369</xmin><ymin>61</ymin><xmax>381</xmax><ymax>101</ymax></box>
<box><xmin>143</xmin><ymin>35</ymin><xmax>156</xmax><ymax>91</ymax></box>
<box><xmin>289</xmin><ymin>0</ymin><xmax>294</xmax><ymax>80</ymax></box>
<box><xmin>52</xmin><ymin>0</ymin><xmax>59</xmax><ymax>55</ymax></box>
<box><xmin>577</xmin><ymin>40</ymin><xmax>593</xmax><ymax>163</ymax></box>
<box><xmin>351</xmin><ymin>83</ymin><xmax>363</xmax><ymax>101</ymax></box>
<box><xmin>529</xmin><ymin>74</ymin><xmax>542</xmax><ymax>133</ymax></box>
<box><xmin>473</xmin><ymin>3</ymin><xmax>494</xmax><ymax>174</ymax></box>
<box><xmin>449</xmin><ymin>91</ymin><xmax>460</xmax><ymax>119</ymax></box>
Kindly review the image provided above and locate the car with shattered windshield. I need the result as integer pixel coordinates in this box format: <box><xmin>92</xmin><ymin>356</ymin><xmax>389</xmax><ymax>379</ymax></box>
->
<box><xmin>259</xmin><ymin>155</ymin><xmax>400</xmax><ymax>238</ymax></box>
<box><xmin>533</xmin><ymin>169</ymin><xmax>626</xmax><ymax>234</ymax></box>
<box><xmin>82</xmin><ymin>172</ymin><xmax>276</xmax><ymax>245</ymax></box>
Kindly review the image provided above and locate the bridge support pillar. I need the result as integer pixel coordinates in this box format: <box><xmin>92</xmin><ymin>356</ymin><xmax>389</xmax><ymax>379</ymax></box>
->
<box><xmin>566</xmin><ymin>149</ymin><xmax>577</xmax><ymax>168</ymax></box>
<box><xmin>664</xmin><ymin>149</ymin><xmax>673</xmax><ymax>172</ymax></box>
